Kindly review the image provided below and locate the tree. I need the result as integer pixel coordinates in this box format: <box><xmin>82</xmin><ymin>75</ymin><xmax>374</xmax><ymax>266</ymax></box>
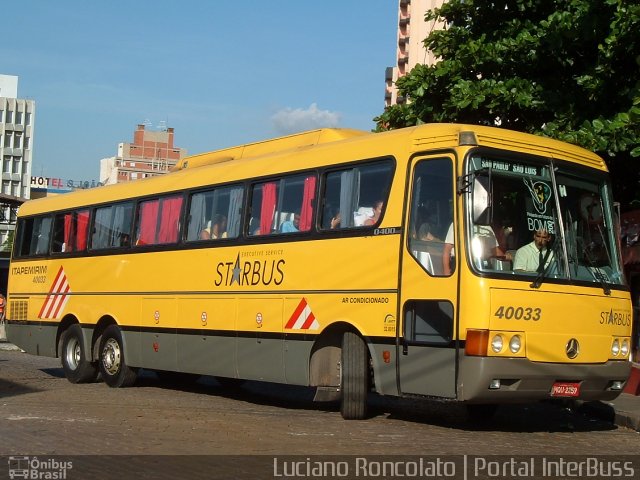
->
<box><xmin>375</xmin><ymin>0</ymin><xmax>640</xmax><ymax>206</ymax></box>
<box><xmin>1</xmin><ymin>230</ymin><xmax>14</xmax><ymax>253</ymax></box>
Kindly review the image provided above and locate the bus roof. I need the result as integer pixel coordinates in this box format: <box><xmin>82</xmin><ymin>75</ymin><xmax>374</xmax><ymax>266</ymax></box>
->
<box><xmin>18</xmin><ymin>123</ymin><xmax>606</xmax><ymax>217</ymax></box>
<box><xmin>172</xmin><ymin>128</ymin><xmax>370</xmax><ymax>170</ymax></box>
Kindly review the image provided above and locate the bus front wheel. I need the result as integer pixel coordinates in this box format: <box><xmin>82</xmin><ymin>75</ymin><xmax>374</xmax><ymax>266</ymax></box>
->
<box><xmin>340</xmin><ymin>331</ymin><xmax>369</xmax><ymax>420</ymax></box>
<box><xmin>99</xmin><ymin>325</ymin><xmax>137</xmax><ymax>388</ymax></box>
<box><xmin>60</xmin><ymin>324</ymin><xmax>99</xmax><ymax>384</ymax></box>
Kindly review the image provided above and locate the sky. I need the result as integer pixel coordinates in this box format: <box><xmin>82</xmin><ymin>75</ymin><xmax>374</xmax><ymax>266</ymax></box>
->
<box><xmin>2</xmin><ymin>1</ymin><xmax>398</xmax><ymax>183</ymax></box>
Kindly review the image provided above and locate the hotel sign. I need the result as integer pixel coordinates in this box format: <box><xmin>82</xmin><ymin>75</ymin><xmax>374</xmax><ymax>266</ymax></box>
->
<box><xmin>30</xmin><ymin>176</ymin><xmax>101</xmax><ymax>190</ymax></box>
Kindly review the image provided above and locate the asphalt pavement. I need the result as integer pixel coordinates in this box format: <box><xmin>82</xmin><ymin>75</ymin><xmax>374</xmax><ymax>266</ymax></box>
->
<box><xmin>1</xmin><ymin>334</ymin><xmax>638</xmax><ymax>432</ymax></box>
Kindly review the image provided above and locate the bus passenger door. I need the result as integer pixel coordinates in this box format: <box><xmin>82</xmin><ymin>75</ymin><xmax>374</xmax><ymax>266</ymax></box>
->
<box><xmin>398</xmin><ymin>155</ymin><xmax>457</xmax><ymax>398</ymax></box>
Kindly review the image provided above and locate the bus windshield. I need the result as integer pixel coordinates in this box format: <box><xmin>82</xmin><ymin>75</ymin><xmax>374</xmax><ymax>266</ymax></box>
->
<box><xmin>467</xmin><ymin>154</ymin><xmax>624</xmax><ymax>287</ymax></box>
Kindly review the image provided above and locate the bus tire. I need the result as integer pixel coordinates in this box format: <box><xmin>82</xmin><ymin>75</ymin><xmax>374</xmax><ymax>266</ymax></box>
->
<box><xmin>340</xmin><ymin>331</ymin><xmax>369</xmax><ymax>420</ymax></box>
<box><xmin>60</xmin><ymin>324</ymin><xmax>99</xmax><ymax>384</ymax></box>
<box><xmin>99</xmin><ymin>325</ymin><xmax>137</xmax><ymax>388</ymax></box>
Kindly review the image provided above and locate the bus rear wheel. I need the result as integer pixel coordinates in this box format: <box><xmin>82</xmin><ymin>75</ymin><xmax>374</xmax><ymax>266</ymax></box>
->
<box><xmin>340</xmin><ymin>331</ymin><xmax>369</xmax><ymax>420</ymax></box>
<box><xmin>60</xmin><ymin>324</ymin><xmax>99</xmax><ymax>384</ymax></box>
<box><xmin>99</xmin><ymin>325</ymin><xmax>137</xmax><ymax>388</ymax></box>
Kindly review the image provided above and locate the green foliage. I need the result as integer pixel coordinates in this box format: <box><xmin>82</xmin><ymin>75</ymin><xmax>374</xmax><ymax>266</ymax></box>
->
<box><xmin>374</xmin><ymin>0</ymin><xmax>640</xmax><ymax>204</ymax></box>
<box><xmin>1</xmin><ymin>230</ymin><xmax>14</xmax><ymax>253</ymax></box>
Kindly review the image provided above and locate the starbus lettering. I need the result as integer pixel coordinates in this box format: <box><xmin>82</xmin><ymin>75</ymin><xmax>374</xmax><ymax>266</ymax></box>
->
<box><xmin>215</xmin><ymin>254</ymin><xmax>285</xmax><ymax>287</ymax></box>
<box><xmin>600</xmin><ymin>309</ymin><xmax>632</xmax><ymax>327</ymax></box>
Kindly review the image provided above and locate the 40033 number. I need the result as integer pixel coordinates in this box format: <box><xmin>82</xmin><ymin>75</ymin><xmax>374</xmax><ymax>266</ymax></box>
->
<box><xmin>494</xmin><ymin>305</ymin><xmax>541</xmax><ymax>321</ymax></box>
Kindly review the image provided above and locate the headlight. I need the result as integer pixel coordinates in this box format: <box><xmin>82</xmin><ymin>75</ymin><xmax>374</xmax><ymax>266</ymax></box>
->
<box><xmin>611</xmin><ymin>339</ymin><xmax>620</xmax><ymax>356</ymax></box>
<box><xmin>509</xmin><ymin>335</ymin><xmax>522</xmax><ymax>354</ymax></box>
<box><xmin>620</xmin><ymin>339</ymin><xmax>630</xmax><ymax>357</ymax></box>
<box><xmin>491</xmin><ymin>334</ymin><xmax>504</xmax><ymax>353</ymax></box>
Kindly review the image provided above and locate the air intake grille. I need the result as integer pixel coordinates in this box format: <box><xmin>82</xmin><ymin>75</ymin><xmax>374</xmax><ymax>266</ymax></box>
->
<box><xmin>10</xmin><ymin>300</ymin><xmax>28</xmax><ymax>321</ymax></box>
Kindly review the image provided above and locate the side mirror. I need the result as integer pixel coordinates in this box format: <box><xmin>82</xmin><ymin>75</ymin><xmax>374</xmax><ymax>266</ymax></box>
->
<box><xmin>473</xmin><ymin>175</ymin><xmax>491</xmax><ymax>225</ymax></box>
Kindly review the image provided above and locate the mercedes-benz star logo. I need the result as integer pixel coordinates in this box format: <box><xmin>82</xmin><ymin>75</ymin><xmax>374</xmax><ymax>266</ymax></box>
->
<box><xmin>566</xmin><ymin>338</ymin><xmax>580</xmax><ymax>359</ymax></box>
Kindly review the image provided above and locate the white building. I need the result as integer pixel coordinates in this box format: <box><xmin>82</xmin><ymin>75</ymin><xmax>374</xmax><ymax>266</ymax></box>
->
<box><xmin>0</xmin><ymin>74</ymin><xmax>34</xmax><ymax>248</ymax></box>
<box><xmin>385</xmin><ymin>0</ymin><xmax>445</xmax><ymax>107</ymax></box>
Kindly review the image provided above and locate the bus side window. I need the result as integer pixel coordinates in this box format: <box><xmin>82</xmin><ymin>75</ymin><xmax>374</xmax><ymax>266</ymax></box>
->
<box><xmin>320</xmin><ymin>160</ymin><xmax>394</xmax><ymax>231</ymax></box>
<box><xmin>32</xmin><ymin>217</ymin><xmax>53</xmax><ymax>255</ymax></box>
<box><xmin>249</xmin><ymin>174</ymin><xmax>316</xmax><ymax>236</ymax></box>
<box><xmin>16</xmin><ymin>216</ymin><xmax>52</xmax><ymax>257</ymax></box>
<box><xmin>52</xmin><ymin>214</ymin><xmax>68</xmax><ymax>253</ymax></box>
<box><xmin>51</xmin><ymin>210</ymin><xmax>89</xmax><ymax>254</ymax></box>
<box><xmin>91</xmin><ymin>203</ymin><xmax>133</xmax><ymax>250</ymax></box>
<box><xmin>407</xmin><ymin>158</ymin><xmax>454</xmax><ymax>277</ymax></box>
<box><xmin>186</xmin><ymin>185</ymin><xmax>243</xmax><ymax>242</ymax></box>
<box><xmin>134</xmin><ymin>195</ymin><xmax>182</xmax><ymax>246</ymax></box>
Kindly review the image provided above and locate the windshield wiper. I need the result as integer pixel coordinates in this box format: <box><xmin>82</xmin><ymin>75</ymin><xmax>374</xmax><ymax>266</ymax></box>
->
<box><xmin>581</xmin><ymin>244</ymin><xmax>612</xmax><ymax>295</ymax></box>
<box><xmin>530</xmin><ymin>242</ymin><xmax>560</xmax><ymax>289</ymax></box>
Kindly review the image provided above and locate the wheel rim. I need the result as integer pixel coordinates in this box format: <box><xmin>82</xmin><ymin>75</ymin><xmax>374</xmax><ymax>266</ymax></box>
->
<box><xmin>65</xmin><ymin>337</ymin><xmax>81</xmax><ymax>371</ymax></box>
<box><xmin>102</xmin><ymin>338</ymin><xmax>121</xmax><ymax>376</ymax></box>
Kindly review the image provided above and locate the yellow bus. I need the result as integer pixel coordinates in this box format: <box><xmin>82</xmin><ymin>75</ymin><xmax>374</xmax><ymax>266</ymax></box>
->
<box><xmin>6</xmin><ymin>124</ymin><xmax>633</xmax><ymax>420</ymax></box>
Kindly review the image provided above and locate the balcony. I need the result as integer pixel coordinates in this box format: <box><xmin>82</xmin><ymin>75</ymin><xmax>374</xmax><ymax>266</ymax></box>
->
<box><xmin>398</xmin><ymin>54</ymin><xmax>409</xmax><ymax>65</ymax></box>
<box><xmin>385</xmin><ymin>66</ymin><xmax>395</xmax><ymax>82</ymax></box>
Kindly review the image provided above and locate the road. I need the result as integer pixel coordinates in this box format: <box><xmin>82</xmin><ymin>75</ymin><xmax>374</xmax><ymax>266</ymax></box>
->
<box><xmin>1</xmin><ymin>349</ymin><xmax>638</xmax><ymax>479</ymax></box>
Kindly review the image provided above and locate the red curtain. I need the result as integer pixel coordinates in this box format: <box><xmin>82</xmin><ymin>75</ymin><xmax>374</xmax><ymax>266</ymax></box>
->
<box><xmin>158</xmin><ymin>197</ymin><xmax>183</xmax><ymax>243</ymax></box>
<box><xmin>138</xmin><ymin>200</ymin><xmax>159</xmax><ymax>245</ymax></box>
<box><xmin>63</xmin><ymin>214</ymin><xmax>73</xmax><ymax>252</ymax></box>
<box><xmin>260</xmin><ymin>182</ymin><xmax>277</xmax><ymax>235</ymax></box>
<box><xmin>76</xmin><ymin>210</ymin><xmax>89</xmax><ymax>250</ymax></box>
<box><xmin>299</xmin><ymin>176</ymin><xmax>316</xmax><ymax>231</ymax></box>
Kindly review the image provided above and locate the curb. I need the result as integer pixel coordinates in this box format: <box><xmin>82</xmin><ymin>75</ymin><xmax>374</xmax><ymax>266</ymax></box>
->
<box><xmin>0</xmin><ymin>341</ymin><xmax>21</xmax><ymax>351</ymax></box>
<box><xmin>613</xmin><ymin>409</ymin><xmax>640</xmax><ymax>432</ymax></box>
<box><xmin>575</xmin><ymin>398</ymin><xmax>640</xmax><ymax>432</ymax></box>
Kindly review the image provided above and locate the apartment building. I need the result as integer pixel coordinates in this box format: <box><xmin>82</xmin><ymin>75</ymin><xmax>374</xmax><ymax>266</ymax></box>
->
<box><xmin>385</xmin><ymin>0</ymin><xmax>445</xmax><ymax>107</ymax></box>
<box><xmin>0</xmin><ymin>74</ymin><xmax>34</xmax><ymax>248</ymax></box>
<box><xmin>100</xmin><ymin>123</ymin><xmax>187</xmax><ymax>185</ymax></box>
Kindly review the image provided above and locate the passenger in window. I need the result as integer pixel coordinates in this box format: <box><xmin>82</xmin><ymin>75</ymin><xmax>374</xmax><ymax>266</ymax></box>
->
<box><xmin>248</xmin><ymin>217</ymin><xmax>261</xmax><ymax>236</ymax></box>
<box><xmin>418</xmin><ymin>223</ymin><xmax>440</xmax><ymax>242</ymax></box>
<box><xmin>200</xmin><ymin>215</ymin><xmax>228</xmax><ymax>239</ymax></box>
<box><xmin>443</xmin><ymin>223</ymin><xmax>455</xmax><ymax>275</ymax></box>
<box><xmin>280</xmin><ymin>212</ymin><xmax>300</xmax><ymax>233</ymax></box>
<box><xmin>120</xmin><ymin>234</ymin><xmax>131</xmax><ymax>247</ymax></box>
<box><xmin>330</xmin><ymin>210</ymin><xmax>342</xmax><ymax>229</ymax></box>
<box><xmin>199</xmin><ymin>227</ymin><xmax>211</xmax><ymax>240</ymax></box>
<box><xmin>492</xmin><ymin>216</ymin><xmax>517</xmax><ymax>255</ymax></box>
<box><xmin>472</xmin><ymin>224</ymin><xmax>506</xmax><ymax>259</ymax></box>
<box><xmin>364</xmin><ymin>200</ymin><xmax>383</xmax><ymax>226</ymax></box>
<box><xmin>211</xmin><ymin>214</ymin><xmax>228</xmax><ymax>239</ymax></box>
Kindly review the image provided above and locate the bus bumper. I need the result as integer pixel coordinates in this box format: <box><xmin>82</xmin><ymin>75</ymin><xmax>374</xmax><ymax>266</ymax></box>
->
<box><xmin>458</xmin><ymin>356</ymin><xmax>631</xmax><ymax>403</ymax></box>
<box><xmin>4</xmin><ymin>321</ymin><xmax>58</xmax><ymax>358</ymax></box>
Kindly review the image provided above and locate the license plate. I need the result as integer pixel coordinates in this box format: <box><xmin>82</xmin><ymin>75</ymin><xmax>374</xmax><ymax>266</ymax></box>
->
<box><xmin>551</xmin><ymin>382</ymin><xmax>580</xmax><ymax>397</ymax></box>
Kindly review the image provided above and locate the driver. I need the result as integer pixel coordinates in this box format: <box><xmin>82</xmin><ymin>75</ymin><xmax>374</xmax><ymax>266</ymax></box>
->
<box><xmin>513</xmin><ymin>228</ymin><xmax>554</xmax><ymax>272</ymax></box>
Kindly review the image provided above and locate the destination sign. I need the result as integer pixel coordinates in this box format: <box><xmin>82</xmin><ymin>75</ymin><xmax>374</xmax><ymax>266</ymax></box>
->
<box><xmin>480</xmin><ymin>159</ymin><xmax>539</xmax><ymax>176</ymax></box>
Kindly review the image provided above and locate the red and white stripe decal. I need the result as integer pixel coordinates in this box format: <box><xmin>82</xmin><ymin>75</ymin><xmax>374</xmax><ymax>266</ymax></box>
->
<box><xmin>38</xmin><ymin>266</ymin><xmax>71</xmax><ymax>319</ymax></box>
<box><xmin>285</xmin><ymin>298</ymin><xmax>319</xmax><ymax>330</ymax></box>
